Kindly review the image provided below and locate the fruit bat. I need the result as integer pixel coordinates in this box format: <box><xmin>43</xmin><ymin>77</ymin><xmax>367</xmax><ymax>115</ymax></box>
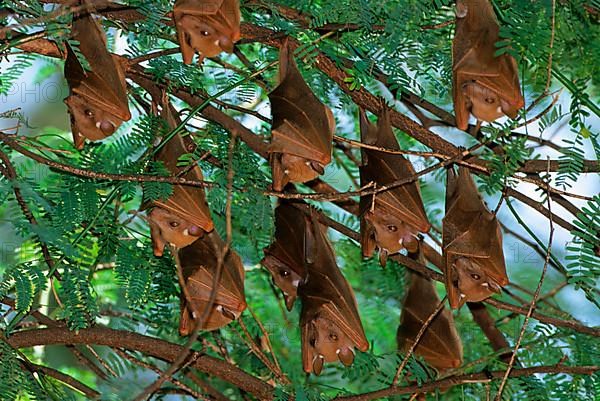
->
<box><xmin>298</xmin><ymin>210</ymin><xmax>369</xmax><ymax>375</ymax></box>
<box><xmin>261</xmin><ymin>201</ymin><xmax>309</xmax><ymax>311</ymax></box>
<box><xmin>397</xmin><ymin>271</ymin><xmax>463</xmax><ymax>371</ymax></box>
<box><xmin>173</xmin><ymin>0</ymin><xmax>241</xmax><ymax>64</ymax></box>
<box><xmin>268</xmin><ymin>40</ymin><xmax>335</xmax><ymax>191</ymax></box>
<box><xmin>452</xmin><ymin>0</ymin><xmax>525</xmax><ymax>130</ymax></box>
<box><xmin>443</xmin><ymin>166</ymin><xmax>508</xmax><ymax>309</ymax></box>
<box><xmin>64</xmin><ymin>4</ymin><xmax>131</xmax><ymax>149</ymax></box>
<box><xmin>145</xmin><ymin>103</ymin><xmax>214</xmax><ymax>256</ymax></box>
<box><xmin>359</xmin><ymin>109</ymin><xmax>431</xmax><ymax>266</ymax></box>
<box><xmin>178</xmin><ymin>231</ymin><xmax>246</xmax><ymax>334</ymax></box>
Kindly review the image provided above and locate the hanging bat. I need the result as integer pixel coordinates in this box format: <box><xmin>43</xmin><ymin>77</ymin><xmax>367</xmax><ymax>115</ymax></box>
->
<box><xmin>268</xmin><ymin>39</ymin><xmax>335</xmax><ymax>191</ymax></box>
<box><xmin>261</xmin><ymin>201</ymin><xmax>310</xmax><ymax>311</ymax></box>
<box><xmin>298</xmin><ymin>210</ymin><xmax>369</xmax><ymax>375</ymax></box>
<box><xmin>178</xmin><ymin>231</ymin><xmax>246</xmax><ymax>334</ymax></box>
<box><xmin>443</xmin><ymin>166</ymin><xmax>508</xmax><ymax>309</ymax></box>
<box><xmin>397</xmin><ymin>271</ymin><xmax>463</xmax><ymax>371</ymax></box>
<box><xmin>359</xmin><ymin>108</ymin><xmax>431</xmax><ymax>266</ymax></box>
<box><xmin>64</xmin><ymin>5</ymin><xmax>131</xmax><ymax>149</ymax></box>
<box><xmin>173</xmin><ymin>0</ymin><xmax>241</xmax><ymax>64</ymax></box>
<box><xmin>145</xmin><ymin>102</ymin><xmax>214</xmax><ymax>256</ymax></box>
<box><xmin>452</xmin><ymin>0</ymin><xmax>525</xmax><ymax>130</ymax></box>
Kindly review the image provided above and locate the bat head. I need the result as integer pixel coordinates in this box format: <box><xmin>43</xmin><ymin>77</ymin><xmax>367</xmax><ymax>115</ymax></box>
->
<box><xmin>261</xmin><ymin>253</ymin><xmax>303</xmax><ymax>310</ymax></box>
<box><xmin>179</xmin><ymin>299</ymin><xmax>242</xmax><ymax>334</ymax></box>
<box><xmin>305</xmin><ymin>314</ymin><xmax>357</xmax><ymax>375</ymax></box>
<box><xmin>363</xmin><ymin>209</ymin><xmax>420</xmax><ymax>266</ymax></box>
<box><xmin>64</xmin><ymin>93</ymin><xmax>124</xmax><ymax>149</ymax></box>
<box><xmin>148</xmin><ymin>207</ymin><xmax>206</xmax><ymax>256</ymax></box>
<box><xmin>271</xmin><ymin>153</ymin><xmax>324</xmax><ymax>191</ymax></box>
<box><xmin>462</xmin><ymin>81</ymin><xmax>519</xmax><ymax>122</ymax></box>
<box><xmin>173</xmin><ymin>0</ymin><xmax>241</xmax><ymax>64</ymax></box>
<box><xmin>177</xmin><ymin>15</ymin><xmax>235</xmax><ymax>61</ymax></box>
<box><xmin>449</xmin><ymin>256</ymin><xmax>503</xmax><ymax>305</ymax></box>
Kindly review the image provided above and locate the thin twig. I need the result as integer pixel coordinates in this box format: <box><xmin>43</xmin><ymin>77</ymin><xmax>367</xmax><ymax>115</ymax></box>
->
<box><xmin>495</xmin><ymin>159</ymin><xmax>555</xmax><ymax>400</ymax></box>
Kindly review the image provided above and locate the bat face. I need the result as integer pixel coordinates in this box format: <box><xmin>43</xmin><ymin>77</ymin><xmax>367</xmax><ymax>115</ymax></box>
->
<box><xmin>462</xmin><ymin>82</ymin><xmax>517</xmax><ymax>122</ymax></box>
<box><xmin>173</xmin><ymin>0</ymin><xmax>241</xmax><ymax>64</ymax></box>
<box><xmin>452</xmin><ymin>0</ymin><xmax>524</xmax><ymax>130</ymax></box>
<box><xmin>450</xmin><ymin>257</ymin><xmax>502</xmax><ymax>303</ymax></box>
<box><xmin>363</xmin><ymin>210</ymin><xmax>420</xmax><ymax>256</ymax></box>
<box><xmin>359</xmin><ymin>109</ymin><xmax>430</xmax><ymax>265</ymax></box>
<box><xmin>178</xmin><ymin>232</ymin><xmax>246</xmax><ymax>334</ymax></box>
<box><xmin>398</xmin><ymin>272</ymin><xmax>463</xmax><ymax>371</ymax></box>
<box><xmin>305</xmin><ymin>315</ymin><xmax>356</xmax><ymax>375</ymax></box>
<box><xmin>148</xmin><ymin>207</ymin><xmax>205</xmax><ymax>256</ymax></box>
<box><xmin>65</xmin><ymin>94</ymin><xmax>124</xmax><ymax>146</ymax></box>
<box><xmin>268</xmin><ymin>40</ymin><xmax>334</xmax><ymax>190</ymax></box>
<box><xmin>443</xmin><ymin>167</ymin><xmax>508</xmax><ymax>308</ymax></box>
<box><xmin>261</xmin><ymin>254</ymin><xmax>303</xmax><ymax>310</ymax></box>
<box><xmin>270</xmin><ymin>153</ymin><xmax>325</xmax><ymax>192</ymax></box>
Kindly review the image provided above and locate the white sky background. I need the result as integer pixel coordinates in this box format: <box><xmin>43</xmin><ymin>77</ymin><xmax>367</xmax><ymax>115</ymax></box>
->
<box><xmin>0</xmin><ymin>33</ymin><xmax>598</xmax><ymax>328</ymax></box>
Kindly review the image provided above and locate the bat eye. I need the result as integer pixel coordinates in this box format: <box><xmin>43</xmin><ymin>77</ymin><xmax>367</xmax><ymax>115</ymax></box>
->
<box><xmin>201</xmin><ymin>31</ymin><xmax>209</xmax><ymax>36</ymax></box>
<box><xmin>169</xmin><ymin>221</ymin><xmax>180</xmax><ymax>228</ymax></box>
<box><xmin>387</xmin><ymin>225</ymin><xmax>397</xmax><ymax>232</ymax></box>
<box><xmin>279</xmin><ymin>269</ymin><xmax>290</xmax><ymax>277</ymax></box>
<box><xmin>471</xmin><ymin>273</ymin><xmax>481</xmax><ymax>280</ymax></box>
<box><xmin>485</xmin><ymin>97</ymin><xmax>495</xmax><ymax>104</ymax></box>
<box><xmin>84</xmin><ymin>109</ymin><xmax>94</xmax><ymax>118</ymax></box>
<box><xmin>328</xmin><ymin>333</ymin><xmax>338</xmax><ymax>342</ymax></box>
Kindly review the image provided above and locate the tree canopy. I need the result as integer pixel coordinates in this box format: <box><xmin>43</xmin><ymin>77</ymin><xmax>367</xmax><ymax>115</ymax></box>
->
<box><xmin>0</xmin><ymin>0</ymin><xmax>599</xmax><ymax>400</ymax></box>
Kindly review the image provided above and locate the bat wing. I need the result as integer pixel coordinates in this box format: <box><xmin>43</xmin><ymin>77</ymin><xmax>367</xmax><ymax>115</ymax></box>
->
<box><xmin>397</xmin><ymin>272</ymin><xmax>463</xmax><ymax>370</ymax></box>
<box><xmin>152</xmin><ymin>104</ymin><xmax>214</xmax><ymax>232</ymax></box>
<box><xmin>359</xmin><ymin>109</ymin><xmax>431</xmax><ymax>233</ymax></box>
<box><xmin>268</xmin><ymin>40</ymin><xmax>334</xmax><ymax>165</ymax></box>
<box><xmin>66</xmin><ymin>12</ymin><xmax>130</xmax><ymax>121</ymax></box>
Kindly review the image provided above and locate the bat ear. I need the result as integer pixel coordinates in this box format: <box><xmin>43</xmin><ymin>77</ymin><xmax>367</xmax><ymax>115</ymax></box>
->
<box><xmin>270</xmin><ymin>153</ymin><xmax>288</xmax><ymax>192</ymax></box>
<box><xmin>453</xmin><ymin>82</ymin><xmax>471</xmax><ymax>131</ymax></box>
<box><xmin>359</xmin><ymin>108</ymin><xmax>376</xmax><ymax>145</ymax></box>
<box><xmin>149</xmin><ymin>221</ymin><xmax>167</xmax><ymax>257</ymax></box>
<box><xmin>360</xmin><ymin>216</ymin><xmax>377</xmax><ymax>258</ymax></box>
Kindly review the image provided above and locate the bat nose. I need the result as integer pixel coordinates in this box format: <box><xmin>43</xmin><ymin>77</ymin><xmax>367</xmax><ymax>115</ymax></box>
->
<box><xmin>99</xmin><ymin>120</ymin><xmax>116</xmax><ymax>135</ymax></box>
